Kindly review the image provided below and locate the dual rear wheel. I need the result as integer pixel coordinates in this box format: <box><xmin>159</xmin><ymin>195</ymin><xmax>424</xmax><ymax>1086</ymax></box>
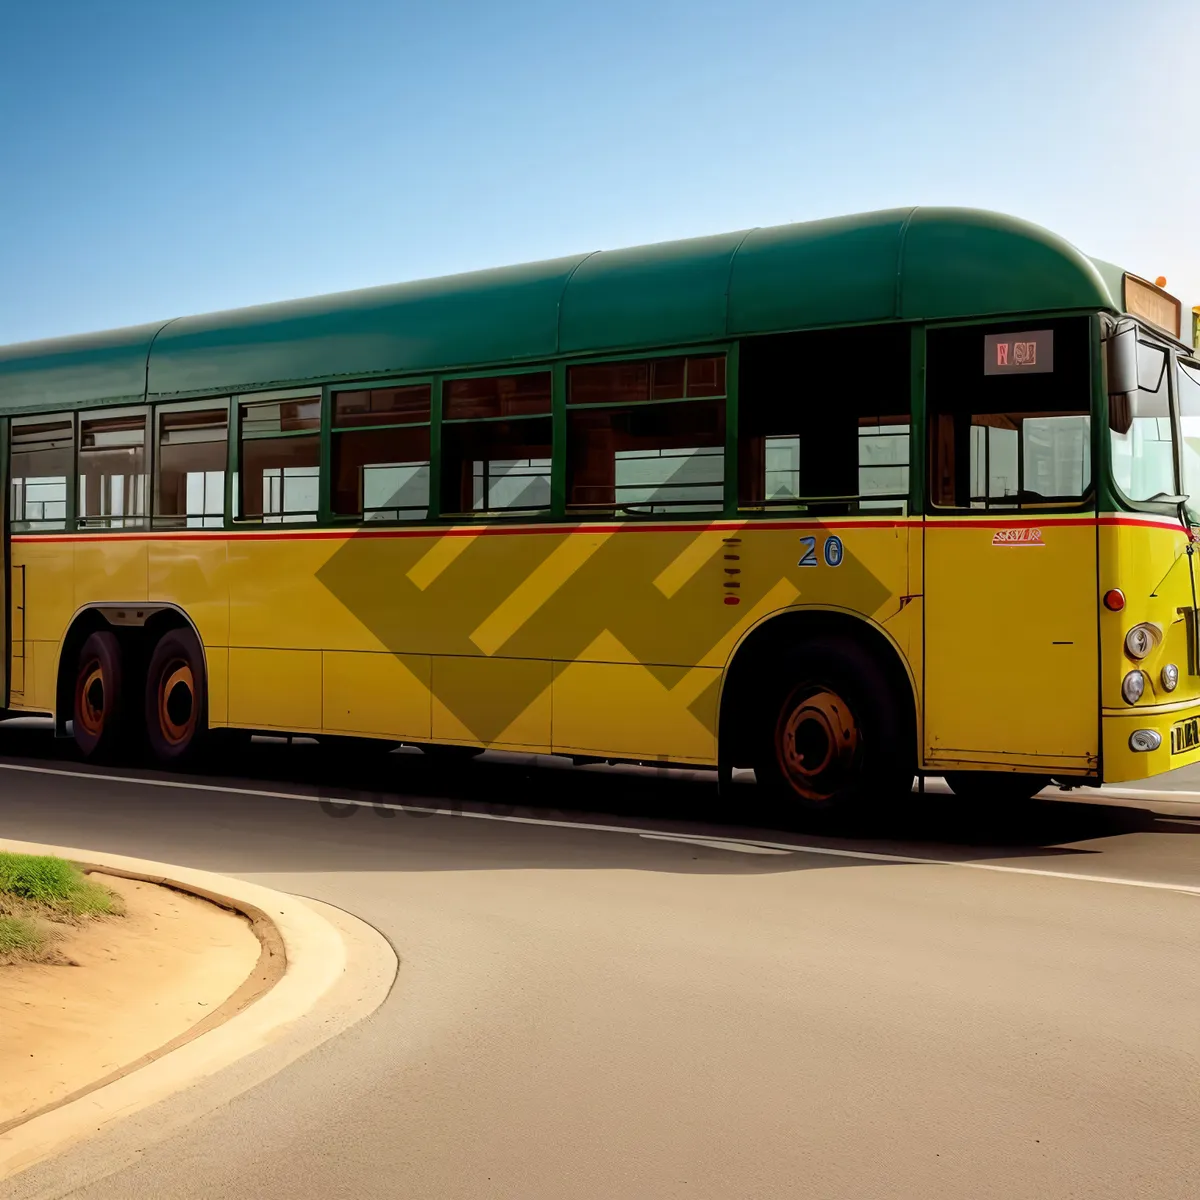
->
<box><xmin>72</xmin><ymin>627</ymin><xmax>207</xmax><ymax>765</ymax></box>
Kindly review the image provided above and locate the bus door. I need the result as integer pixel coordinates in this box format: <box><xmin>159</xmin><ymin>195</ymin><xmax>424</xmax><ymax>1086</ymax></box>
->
<box><xmin>921</xmin><ymin>319</ymin><xmax>1099</xmax><ymax>776</ymax></box>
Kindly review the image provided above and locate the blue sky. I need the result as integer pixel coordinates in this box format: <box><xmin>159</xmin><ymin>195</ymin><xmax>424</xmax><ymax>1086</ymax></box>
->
<box><xmin>1</xmin><ymin>0</ymin><xmax>1197</xmax><ymax>346</ymax></box>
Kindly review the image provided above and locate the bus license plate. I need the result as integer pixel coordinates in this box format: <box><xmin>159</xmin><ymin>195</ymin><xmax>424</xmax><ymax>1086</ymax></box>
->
<box><xmin>1170</xmin><ymin>717</ymin><xmax>1200</xmax><ymax>755</ymax></box>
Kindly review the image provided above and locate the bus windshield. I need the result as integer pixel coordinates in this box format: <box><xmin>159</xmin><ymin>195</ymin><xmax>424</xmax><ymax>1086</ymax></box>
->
<box><xmin>1109</xmin><ymin>335</ymin><xmax>1175</xmax><ymax>503</ymax></box>
<box><xmin>1177</xmin><ymin>358</ymin><xmax>1200</xmax><ymax>521</ymax></box>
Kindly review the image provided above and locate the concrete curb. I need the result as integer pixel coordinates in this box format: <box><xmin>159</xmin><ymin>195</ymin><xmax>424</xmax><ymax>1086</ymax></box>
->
<box><xmin>0</xmin><ymin>837</ymin><xmax>398</xmax><ymax>1183</ymax></box>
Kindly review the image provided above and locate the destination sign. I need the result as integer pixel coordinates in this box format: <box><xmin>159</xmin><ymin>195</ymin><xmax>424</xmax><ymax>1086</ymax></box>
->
<box><xmin>984</xmin><ymin>330</ymin><xmax>1054</xmax><ymax>375</ymax></box>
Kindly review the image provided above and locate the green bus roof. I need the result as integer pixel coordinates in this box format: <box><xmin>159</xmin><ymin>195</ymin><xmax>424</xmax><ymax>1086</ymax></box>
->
<box><xmin>0</xmin><ymin>206</ymin><xmax>1121</xmax><ymax>416</ymax></box>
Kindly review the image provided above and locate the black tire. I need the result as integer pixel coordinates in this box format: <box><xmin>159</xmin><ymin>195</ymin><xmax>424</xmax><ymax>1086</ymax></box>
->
<box><xmin>144</xmin><ymin>627</ymin><xmax>208</xmax><ymax>766</ymax></box>
<box><xmin>72</xmin><ymin>630</ymin><xmax>129</xmax><ymax>761</ymax></box>
<box><xmin>942</xmin><ymin>771</ymin><xmax>1050</xmax><ymax>805</ymax></box>
<box><xmin>752</xmin><ymin>635</ymin><xmax>912</xmax><ymax>828</ymax></box>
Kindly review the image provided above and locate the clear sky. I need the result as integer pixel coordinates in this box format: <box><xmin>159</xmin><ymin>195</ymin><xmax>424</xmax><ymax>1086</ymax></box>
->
<box><xmin>2</xmin><ymin>0</ymin><xmax>1197</xmax><ymax>346</ymax></box>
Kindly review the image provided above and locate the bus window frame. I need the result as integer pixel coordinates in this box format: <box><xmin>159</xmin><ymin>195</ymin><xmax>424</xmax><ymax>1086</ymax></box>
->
<box><xmin>1170</xmin><ymin>352</ymin><xmax>1200</xmax><ymax>524</ymax></box>
<box><xmin>231</xmin><ymin>387</ymin><xmax>323</xmax><ymax>526</ymax></box>
<box><xmin>559</xmin><ymin>342</ymin><xmax>736</xmax><ymax>521</ymax></box>
<box><xmin>1102</xmin><ymin>318</ymin><xmax>1186</xmax><ymax>519</ymax></box>
<box><xmin>76</xmin><ymin>404</ymin><xmax>151</xmax><ymax>531</ymax></box>
<box><xmin>735</xmin><ymin>327</ymin><xmax>911</xmax><ymax>517</ymax></box>
<box><xmin>152</xmin><ymin>397</ymin><xmax>232</xmax><ymax>530</ymax></box>
<box><xmin>436</xmin><ymin>363</ymin><xmax>557</xmax><ymax>522</ymax></box>
<box><xmin>325</xmin><ymin>375</ymin><xmax>435</xmax><ymax>526</ymax></box>
<box><xmin>922</xmin><ymin>314</ymin><xmax>1099</xmax><ymax>516</ymax></box>
<box><xmin>7</xmin><ymin>410</ymin><xmax>77</xmax><ymax>534</ymax></box>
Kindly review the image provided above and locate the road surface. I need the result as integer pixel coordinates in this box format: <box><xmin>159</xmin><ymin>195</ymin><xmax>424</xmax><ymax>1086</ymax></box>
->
<box><xmin>1</xmin><ymin>721</ymin><xmax>1198</xmax><ymax>1200</ymax></box>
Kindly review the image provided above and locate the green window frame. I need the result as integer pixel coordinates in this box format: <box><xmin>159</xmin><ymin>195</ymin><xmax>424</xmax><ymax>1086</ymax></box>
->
<box><xmin>924</xmin><ymin>315</ymin><xmax>1096</xmax><ymax>514</ymax></box>
<box><xmin>232</xmin><ymin>388</ymin><xmax>322</xmax><ymax>525</ymax></box>
<box><xmin>76</xmin><ymin>405</ymin><xmax>150</xmax><ymax>531</ymax></box>
<box><xmin>152</xmin><ymin>398</ymin><xmax>232</xmax><ymax>530</ymax></box>
<box><xmin>326</xmin><ymin>378</ymin><xmax>434</xmax><ymax>526</ymax></box>
<box><xmin>437</xmin><ymin>366</ymin><xmax>555</xmax><ymax>520</ymax></box>
<box><xmin>562</xmin><ymin>345</ymin><xmax>734</xmax><ymax>518</ymax></box>
<box><xmin>8</xmin><ymin>411</ymin><xmax>76</xmax><ymax>533</ymax></box>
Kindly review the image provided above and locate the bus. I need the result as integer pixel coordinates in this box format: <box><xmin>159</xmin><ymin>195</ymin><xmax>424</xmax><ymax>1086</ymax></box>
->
<box><xmin>1</xmin><ymin>206</ymin><xmax>1197</xmax><ymax>823</ymax></box>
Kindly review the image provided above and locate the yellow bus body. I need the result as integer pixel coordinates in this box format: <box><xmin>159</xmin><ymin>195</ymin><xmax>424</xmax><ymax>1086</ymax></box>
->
<box><xmin>12</xmin><ymin>508</ymin><xmax>1200</xmax><ymax>783</ymax></box>
<box><xmin>11</xmin><ymin>518</ymin><xmax>912</xmax><ymax>763</ymax></box>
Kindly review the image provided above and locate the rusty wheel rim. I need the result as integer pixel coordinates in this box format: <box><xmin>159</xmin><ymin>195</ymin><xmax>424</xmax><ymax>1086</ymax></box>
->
<box><xmin>76</xmin><ymin>660</ymin><xmax>106</xmax><ymax>737</ymax></box>
<box><xmin>775</xmin><ymin>686</ymin><xmax>860</xmax><ymax>802</ymax></box>
<box><xmin>157</xmin><ymin>659</ymin><xmax>196</xmax><ymax>746</ymax></box>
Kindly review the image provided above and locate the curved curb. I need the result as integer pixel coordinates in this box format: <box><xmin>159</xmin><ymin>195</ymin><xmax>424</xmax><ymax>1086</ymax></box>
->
<box><xmin>0</xmin><ymin>837</ymin><xmax>398</xmax><ymax>1184</ymax></box>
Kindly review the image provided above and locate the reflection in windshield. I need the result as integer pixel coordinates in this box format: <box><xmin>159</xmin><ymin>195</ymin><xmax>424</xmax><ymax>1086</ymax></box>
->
<box><xmin>1137</xmin><ymin>341</ymin><xmax>1168</xmax><ymax>393</ymax></box>
<box><xmin>1177</xmin><ymin>360</ymin><xmax>1200</xmax><ymax>521</ymax></box>
<box><xmin>1110</xmin><ymin>338</ymin><xmax>1175</xmax><ymax>502</ymax></box>
<box><xmin>1024</xmin><ymin>415</ymin><xmax>1090</xmax><ymax>499</ymax></box>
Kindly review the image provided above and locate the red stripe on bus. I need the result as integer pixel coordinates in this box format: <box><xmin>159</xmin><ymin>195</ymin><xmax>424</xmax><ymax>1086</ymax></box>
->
<box><xmin>7</xmin><ymin>514</ymin><xmax>1187</xmax><ymax>545</ymax></box>
<box><xmin>10</xmin><ymin>518</ymin><xmax>910</xmax><ymax>544</ymax></box>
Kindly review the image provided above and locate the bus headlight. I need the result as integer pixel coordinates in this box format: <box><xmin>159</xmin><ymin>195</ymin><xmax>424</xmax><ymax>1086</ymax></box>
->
<box><xmin>1129</xmin><ymin>729</ymin><xmax>1162</xmax><ymax>752</ymax></box>
<box><xmin>1124</xmin><ymin>623</ymin><xmax>1163</xmax><ymax>660</ymax></box>
<box><xmin>1161</xmin><ymin>663</ymin><xmax>1180</xmax><ymax>692</ymax></box>
<box><xmin>1122</xmin><ymin>670</ymin><xmax>1146</xmax><ymax>704</ymax></box>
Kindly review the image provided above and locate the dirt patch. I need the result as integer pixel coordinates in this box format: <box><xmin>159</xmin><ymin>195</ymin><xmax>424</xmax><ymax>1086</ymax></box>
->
<box><xmin>0</xmin><ymin>873</ymin><xmax>261</xmax><ymax>1127</ymax></box>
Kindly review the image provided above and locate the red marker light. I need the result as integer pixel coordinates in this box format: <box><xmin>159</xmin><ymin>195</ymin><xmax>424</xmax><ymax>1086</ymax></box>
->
<box><xmin>1103</xmin><ymin>589</ymin><xmax>1126</xmax><ymax>611</ymax></box>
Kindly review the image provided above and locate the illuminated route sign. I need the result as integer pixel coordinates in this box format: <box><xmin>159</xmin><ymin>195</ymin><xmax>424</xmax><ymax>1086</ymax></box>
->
<box><xmin>983</xmin><ymin>329</ymin><xmax>1054</xmax><ymax>375</ymax></box>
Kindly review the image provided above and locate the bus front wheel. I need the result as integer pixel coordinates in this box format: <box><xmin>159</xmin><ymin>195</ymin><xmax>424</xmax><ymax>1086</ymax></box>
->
<box><xmin>73</xmin><ymin>631</ymin><xmax>129</xmax><ymax>761</ymax></box>
<box><xmin>753</xmin><ymin>636</ymin><xmax>910</xmax><ymax>828</ymax></box>
<box><xmin>144</xmin><ymin>628</ymin><xmax>208</xmax><ymax>766</ymax></box>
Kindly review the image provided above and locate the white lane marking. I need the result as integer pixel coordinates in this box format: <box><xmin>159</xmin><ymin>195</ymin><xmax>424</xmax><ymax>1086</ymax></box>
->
<box><xmin>2</xmin><ymin>760</ymin><xmax>1200</xmax><ymax>897</ymax></box>
<box><xmin>639</xmin><ymin>833</ymin><xmax>793</xmax><ymax>855</ymax></box>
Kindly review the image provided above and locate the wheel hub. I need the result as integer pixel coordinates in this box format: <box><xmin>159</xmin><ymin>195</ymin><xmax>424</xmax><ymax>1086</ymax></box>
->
<box><xmin>776</xmin><ymin>686</ymin><xmax>860</xmax><ymax>801</ymax></box>
<box><xmin>78</xmin><ymin>661</ymin><xmax>106</xmax><ymax>736</ymax></box>
<box><xmin>158</xmin><ymin>660</ymin><xmax>196</xmax><ymax>745</ymax></box>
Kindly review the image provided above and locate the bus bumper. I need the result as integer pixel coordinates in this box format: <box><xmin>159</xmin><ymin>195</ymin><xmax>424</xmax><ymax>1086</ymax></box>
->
<box><xmin>1102</xmin><ymin>705</ymin><xmax>1200</xmax><ymax>783</ymax></box>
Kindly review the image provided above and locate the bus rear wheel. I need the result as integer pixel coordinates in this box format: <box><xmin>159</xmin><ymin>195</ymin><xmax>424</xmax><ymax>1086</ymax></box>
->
<box><xmin>753</xmin><ymin>636</ymin><xmax>910</xmax><ymax>828</ymax></box>
<box><xmin>144</xmin><ymin>628</ymin><xmax>208</xmax><ymax>765</ymax></box>
<box><xmin>73</xmin><ymin>631</ymin><xmax>129</xmax><ymax>761</ymax></box>
<box><xmin>942</xmin><ymin>771</ymin><xmax>1050</xmax><ymax>805</ymax></box>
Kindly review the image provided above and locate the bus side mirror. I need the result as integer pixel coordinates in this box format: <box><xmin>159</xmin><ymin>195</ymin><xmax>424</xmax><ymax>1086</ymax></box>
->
<box><xmin>1109</xmin><ymin>394</ymin><xmax>1132</xmax><ymax>435</ymax></box>
<box><xmin>1107</xmin><ymin>323</ymin><xmax>1138</xmax><ymax>394</ymax></box>
<box><xmin>1107</xmin><ymin>323</ymin><xmax>1138</xmax><ymax>434</ymax></box>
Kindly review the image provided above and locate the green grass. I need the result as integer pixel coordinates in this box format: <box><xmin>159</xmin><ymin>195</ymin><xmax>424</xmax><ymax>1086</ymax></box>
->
<box><xmin>0</xmin><ymin>913</ymin><xmax>49</xmax><ymax>963</ymax></box>
<box><xmin>0</xmin><ymin>852</ymin><xmax>122</xmax><ymax>920</ymax></box>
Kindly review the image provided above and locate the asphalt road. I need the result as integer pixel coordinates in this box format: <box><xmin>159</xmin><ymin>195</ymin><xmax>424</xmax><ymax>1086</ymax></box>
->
<box><xmin>2</xmin><ymin>721</ymin><xmax>1199</xmax><ymax>1200</ymax></box>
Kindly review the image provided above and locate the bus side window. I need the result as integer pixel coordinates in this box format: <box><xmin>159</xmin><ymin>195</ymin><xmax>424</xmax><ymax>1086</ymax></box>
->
<box><xmin>439</xmin><ymin>372</ymin><xmax>552</xmax><ymax>516</ymax></box>
<box><xmin>332</xmin><ymin>383</ymin><xmax>432</xmax><ymax>522</ymax></box>
<box><xmin>9</xmin><ymin>415</ymin><xmax>73</xmax><ymax>532</ymax></box>
<box><xmin>1178</xmin><ymin>360</ymin><xmax>1200</xmax><ymax>509</ymax></box>
<box><xmin>565</xmin><ymin>355</ymin><xmax>726</xmax><ymax>514</ymax></box>
<box><xmin>78</xmin><ymin>409</ymin><xmax>149</xmax><ymax>529</ymax></box>
<box><xmin>737</xmin><ymin>327</ymin><xmax>910</xmax><ymax>515</ymax></box>
<box><xmin>155</xmin><ymin>403</ymin><xmax>229</xmax><ymax>528</ymax></box>
<box><xmin>237</xmin><ymin>394</ymin><xmax>321</xmax><ymax>523</ymax></box>
<box><xmin>926</xmin><ymin>320</ymin><xmax>1092</xmax><ymax>511</ymax></box>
